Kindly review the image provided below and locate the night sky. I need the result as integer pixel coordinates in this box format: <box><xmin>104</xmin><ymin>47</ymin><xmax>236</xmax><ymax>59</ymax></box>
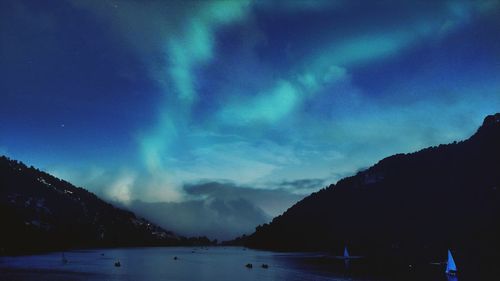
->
<box><xmin>1</xmin><ymin>0</ymin><xmax>499</xmax><ymax>239</ymax></box>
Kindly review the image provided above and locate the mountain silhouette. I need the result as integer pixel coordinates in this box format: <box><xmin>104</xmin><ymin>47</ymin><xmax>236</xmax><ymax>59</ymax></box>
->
<box><xmin>245</xmin><ymin>113</ymin><xmax>500</xmax><ymax>279</ymax></box>
<box><xmin>0</xmin><ymin>156</ymin><xmax>213</xmax><ymax>255</ymax></box>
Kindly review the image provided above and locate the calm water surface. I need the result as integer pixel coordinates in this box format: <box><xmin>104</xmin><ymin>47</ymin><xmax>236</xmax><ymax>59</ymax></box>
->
<box><xmin>0</xmin><ymin>247</ymin><xmax>457</xmax><ymax>281</ymax></box>
<box><xmin>0</xmin><ymin>247</ymin><xmax>358</xmax><ymax>281</ymax></box>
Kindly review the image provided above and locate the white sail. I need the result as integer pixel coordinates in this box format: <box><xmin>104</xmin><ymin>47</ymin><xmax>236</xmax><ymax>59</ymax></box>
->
<box><xmin>446</xmin><ymin>249</ymin><xmax>457</xmax><ymax>273</ymax></box>
<box><xmin>344</xmin><ymin>247</ymin><xmax>350</xmax><ymax>258</ymax></box>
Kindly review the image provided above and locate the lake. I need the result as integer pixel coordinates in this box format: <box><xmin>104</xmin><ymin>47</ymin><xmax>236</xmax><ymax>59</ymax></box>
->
<box><xmin>0</xmin><ymin>247</ymin><xmax>456</xmax><ymax>281</ymax></box>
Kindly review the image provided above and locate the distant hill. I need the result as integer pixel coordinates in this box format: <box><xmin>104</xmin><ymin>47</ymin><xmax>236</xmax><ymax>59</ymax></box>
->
<box><xmin>119</xmin><ymin>196</ymin><xmax>271</xmax><ymax>242</ymax></box>
<box><xmin>0</xmin><ymin>156</ymin><xmax>212</xmax><ymax>255</ymax></box>
<box><xmin>245</xmin><ymin>113</ymin><xmax>500</xmax><ymax>278</ymax></box>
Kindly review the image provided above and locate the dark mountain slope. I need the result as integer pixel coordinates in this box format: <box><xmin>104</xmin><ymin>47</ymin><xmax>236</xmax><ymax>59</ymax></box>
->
<box><xmin>246</xmin><ymin>113</ymin><xmax>500</xmax><ymax>278</ymax></box>
<box><xmin>0</xmin><ymin>156</ymin><xmax>207</xmax><ymax>255</ymax></box>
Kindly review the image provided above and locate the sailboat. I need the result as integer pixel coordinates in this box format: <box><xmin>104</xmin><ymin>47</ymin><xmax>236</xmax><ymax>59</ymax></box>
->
<box><xmin>445</xmin><ymin>249</ymin><xmax>457</xmax><ymax>276</ymax></box>
<box><xmin>344</xmin><ymin>247</ymin><xmax>350</xmax><ymax>259</ymax></box>
<box><xmin>334</xmin><ymin>246</ymin><xmax>363</xmax><ymax>259</ymax></box>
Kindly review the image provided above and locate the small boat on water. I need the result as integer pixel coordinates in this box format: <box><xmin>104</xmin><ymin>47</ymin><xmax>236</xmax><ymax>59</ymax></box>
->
<box><xmin>334</xmin><ymin>246</ymin><xmax>363</xmax><ymax>259</ymax></box>
<box><xmin>61</xmin><ymin>253</ymin><xmax>68</xmax><ymax>264</ymax></box>
<box><xmin>445</xmin><ymin>249</ymin><xmax>457</xmax><ymax>276</ymax></box>
<box><xmin>114</xmin><ymin>260</ymin><xmax>121</xmax><ymax>267</ymax></box>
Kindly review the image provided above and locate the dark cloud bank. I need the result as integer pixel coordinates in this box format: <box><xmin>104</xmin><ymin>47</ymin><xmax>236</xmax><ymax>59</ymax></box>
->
<box><xmin>124</xmin><ymin>181</ymin><xmax>305</xmax><ymax>240</ymax></box>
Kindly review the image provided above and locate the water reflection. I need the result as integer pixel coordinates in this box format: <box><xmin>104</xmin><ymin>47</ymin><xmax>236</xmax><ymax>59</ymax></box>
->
<box><xmin>0</xmin><ymin>247</ymin><xmax>346</xmax><ymax>281</ymax></box>
<box><xmin>0</xmin><ymin>247</ymin><xmax>457</xmax><ymax>281</ymax></box>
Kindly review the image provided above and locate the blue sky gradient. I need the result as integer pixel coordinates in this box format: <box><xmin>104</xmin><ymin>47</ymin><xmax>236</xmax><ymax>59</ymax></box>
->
<box><xmin>1</xmin><ymin>0</ymin><xmax>499</xmax><ymax>238</ymax></box>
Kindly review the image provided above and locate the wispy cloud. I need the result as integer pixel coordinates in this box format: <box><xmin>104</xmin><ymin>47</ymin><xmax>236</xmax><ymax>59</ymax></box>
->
<box><xmin>127</xmin><ymin>198</ymin><xmax>268</xmax><ymax>241</ymax></box>
<box><xmin>183</xmin><ymin>181</ymin><xmax>303</xmax><ymax>217</ymax></box>
<box><xmin>166</xmin><ymin>1</ymin><xmax>251</xmax><ymax>102</ymax></box>
<box><xmin>121</xmin><ymin>180</ymin><xmax>304</xmax><ymax>240</ymax></box>
<box><xmin>277</xmin><ymin>178</ymin><xmax>327</xmax><ymax>191</ymax></box>
<box><xmin>55</xmin><ymin>1</ymin><xmax>500</xmax><ymax>242</ymax></box>
<box><xmin>218</xmin><ymin>80</ymin><xmax>300</xmax><ymax>125</ymax></box>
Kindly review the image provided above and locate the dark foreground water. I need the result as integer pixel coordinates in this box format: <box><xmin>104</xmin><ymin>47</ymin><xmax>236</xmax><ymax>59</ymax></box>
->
<box><xmin>0</xmin><ymin>247</ymin><xmax>456</xmax><ymax>281</ymax></box>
